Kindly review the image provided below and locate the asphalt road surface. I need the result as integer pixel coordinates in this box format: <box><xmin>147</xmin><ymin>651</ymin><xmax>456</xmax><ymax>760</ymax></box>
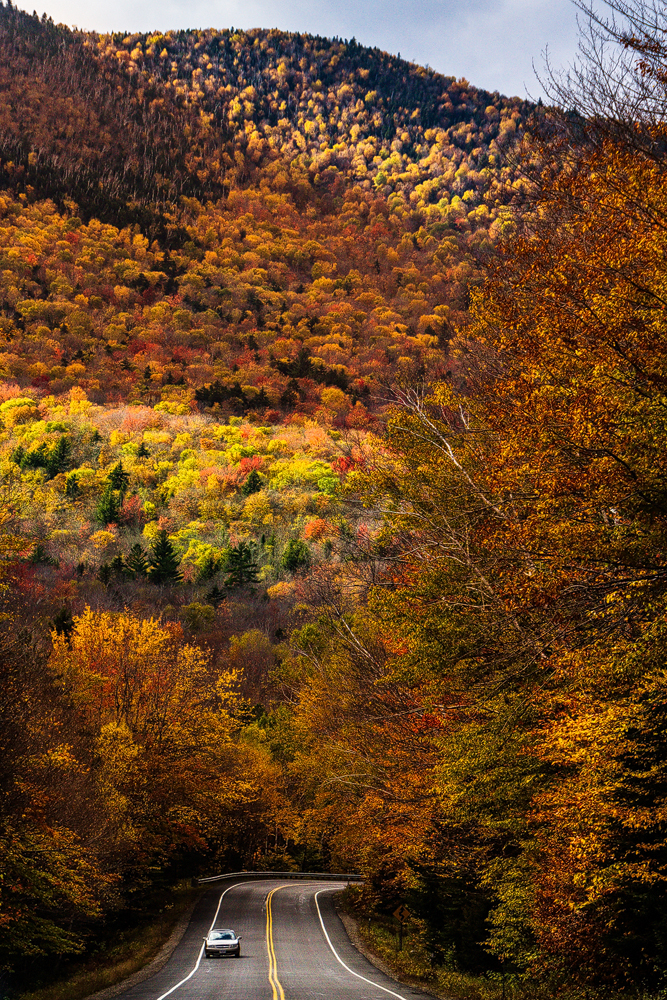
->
<box><xmin>115</xmin><ymin>879</ymin><xmax>435</xmax><ymax>1000</ymax></box>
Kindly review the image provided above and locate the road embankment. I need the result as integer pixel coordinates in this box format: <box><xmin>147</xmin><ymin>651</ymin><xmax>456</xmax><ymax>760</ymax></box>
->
<box><xmin>16</xmin><ymin>886</ymin><xmax>201</xmax><ymax>1000</ymax></box>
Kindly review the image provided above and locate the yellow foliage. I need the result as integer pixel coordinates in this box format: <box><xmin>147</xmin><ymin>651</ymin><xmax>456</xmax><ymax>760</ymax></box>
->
<box><xmin>89</xmin><ymin>530</ymin><xmax>117</xmax><ymax>551</ymax></box>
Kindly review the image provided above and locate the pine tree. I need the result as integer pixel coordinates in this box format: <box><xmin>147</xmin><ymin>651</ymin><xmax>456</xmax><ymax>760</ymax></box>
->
<box><xmin>137</xmin><ymin>441</ymin><xmax>150</xmax><ymax>458</ymax></box>
<box><xmin>107</xmin><ymin>461</ymin><xmax>129</xmax><ymax>495</ymax></box>
<box><xmin>51</xmin><ymin>606</ymin><xmax>74</xmax><ymax>638</ymax></box>
<box><xmin>126</xmin><ymin>543</ymin><xmax>149</xmax><ymax>577</ymax></box>
<box><xmin>45</xmin><ymin>435</ymin><xmax>71</xmax><ymax>478</ymax></box>
<box><xmin>281</xmin><ymin>539</ymin><xmax>311</xmax><ymax>572</ymax></box>
<box><xmin>197</xmin><ymin>549</ymin><xmax>221</xmax><ymax>582</ymax></box>
<box><xmin>205</xmin><ymin>584</ymin><xmax>226</xmax><ymax>607</ymax></box>
<box><xmin>147</xmin><ymin>530</ymin><xmax>182</xmax><ymax>585</ymax></box>
<box><xmin>224</xmin><ymin>542</ymin><xmax>259</xmax><ymax>589</ymax></box>
<box><xmin>242</xmin><ymin>469</ymin><xmax>262</xmax><ymax>496</ymax></box>
<box><xmin>95</xmin><ymin>485</ymin><xmax>122</xmax><ymax>526</ymax></box>
<box><xmin>65</xmin><ymin>471</ymin><xmax>79</xmax><ymax>498</ymax></box>
<box><xmin>110</xmin><ymin>554</ymin><xmax>125</xmax><ymax>578</ymax></box>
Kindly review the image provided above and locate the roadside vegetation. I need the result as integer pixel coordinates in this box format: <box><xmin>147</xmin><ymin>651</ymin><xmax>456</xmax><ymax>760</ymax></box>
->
<box><xmin>16</xmin><ymin>881</ymin><xmax>199</xmax><ymax>1000</ymax></box>
<box><xmin>3</xmin><ymin>1</ymin><xmax>667</xmax><ymax>999</ymax></box>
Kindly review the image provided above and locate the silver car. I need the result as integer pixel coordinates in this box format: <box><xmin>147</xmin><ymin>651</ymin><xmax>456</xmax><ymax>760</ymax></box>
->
<box><xmin>203</xmin><ymin>928</ymin><xmax>241</xmax><ymax>958</ymax></box>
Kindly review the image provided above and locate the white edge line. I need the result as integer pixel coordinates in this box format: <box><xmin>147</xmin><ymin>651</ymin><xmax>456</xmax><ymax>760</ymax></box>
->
<box><xmin>154</xmin><ymin>880</ymin><xmax>245</xmax><ymax>1000</ymax></box>
<box><xmin>314</xmin><ymin>888</ymin><xmax>411</xmax><ymax>1000</ymax></box>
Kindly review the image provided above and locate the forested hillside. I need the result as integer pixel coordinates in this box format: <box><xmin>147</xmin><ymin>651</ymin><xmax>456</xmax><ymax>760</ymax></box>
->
<box><xmin>3</xmin><ymin>0</ymin><xmax>667</xmax><ymax>998</ymax></box>
<box><xmin>0</xmin><ymin>2</ymin><xmax>532</xmax><ymax>416</ymax></box>
<box><xmin>0</xmin><ymin>6</ymin><xmax>530</xmax><ymax>223</ymax></box>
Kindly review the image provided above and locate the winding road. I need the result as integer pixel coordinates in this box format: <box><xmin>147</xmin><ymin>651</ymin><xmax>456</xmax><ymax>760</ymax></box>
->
<box><xmin>114</xmin><ymin>879</ymin><xmax>435</xmax><ymax>1000</ymax></box>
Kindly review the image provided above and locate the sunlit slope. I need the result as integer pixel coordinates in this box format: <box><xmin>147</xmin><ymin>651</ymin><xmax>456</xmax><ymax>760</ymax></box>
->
<box><xmin>0</xmin><ymin>6</ymin><xmax>532</xmax><ymax>229</ymax></box>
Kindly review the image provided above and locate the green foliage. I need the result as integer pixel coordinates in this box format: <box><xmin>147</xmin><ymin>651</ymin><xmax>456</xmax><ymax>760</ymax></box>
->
<box><xmin>109</xmin><ymin>554</ymin><xmax>126</xmax><ymax>578</ymax></box>
<box><xmin>317</xmin><ymin>475</ymin><xmax>339</xmax><ymax>495</ymax></box>
<box><xmin>224</xmin><ymin>542</ymin><xmax>259</xmax><ymax>590</ymax></box>
<box><xmin>107</xmin><ymin>461</ymin><xmax>129</xmax><ymax>495</ymax></box>
<box><xmin>147</xmin><ymin>530</ymin><xmax>182</xmax><ymax>585</ymax></box>
<box><xmin>65</xmin><ymin>471</ymin><xmax>80</xmax><ymax>498</ymax></box>
<box><xmin>13</xmin><ymin>435</ymin><xmax>71</xmax><ymax>479</ymax></box>
<box><xmin>0</xmin><ymin>821</ymin><xmax>107</xmax><ymax>962</ymax></box>
<box><xmin>197</xmin><ymin>549</ymin><xmax>223</xmax><ymax>582</ymax></box>
<box><xmin>242</xmin><ymin>469</ymin><xmax>262</xmax><ymax>496</ymax></box>
<box><xmin>95</xmin><ymin>485</ymin><xmax>122</xmax><ymax>526</ymax></box>
<box><xmin>47</xmin><ymin>435</ymin><xmax>71</xmax><ymax>477</ymax></box>
<box><xmin>181</xmin><ymin>602</ymin><xmax>215</xmax><ymax>631</ymax></box>
<box><xmin>281</xmin><ymin>539</ymin><xmax>311</xmax><ymax>572</ymax></box>
<box><xmin>205</xmin><ymin>584</ymin><xmax>226</xmax><ymax>607</ymax></box>
<box><xmin>125</xmin><ymin>543</ymin><xmax>149</xmax><ymax>578</ymax></box>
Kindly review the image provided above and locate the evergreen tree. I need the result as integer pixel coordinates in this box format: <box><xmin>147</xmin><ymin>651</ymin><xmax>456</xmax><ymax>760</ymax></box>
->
<box><xmin>125</xmin><ymin>543</ymin><xmax>149</xmax><ymax>578</ymax></box>
<box><xmin>147</xmin><ymin>530</ymin><xmax>182</xmax><ymax>585</ymax></box>
<box><xmin>14</xmin><ymin>437</ymin><xmax>71</xmax><ymax>479</ymax></box>
<box><xmin>65</xmin><ymin>471</ymin><xmax>79</xmax><ymax>498</ymax></box>
<box><xmin>197</xmin><ymin>549</ymin><xmax>222</xmax><ymax>582</ymax></box>
<box><xmin>107</xmin><ymin>461</ymin><xmax>129</xmax><ymax>495</ymax></box>
<box><xmin>608</xmin><ymin>668</ymin><xmax>667</xmax><ymax>984</ymax></box>
<box><xmin>110</xmin><ymin>554</ymin><xmax>125</xmax><ymax>578</ymax></box>
<box><xmin>224</xmin><ymin>542</ymin><xmax>259</xmax><ymax>589</ymax></box>
<box><xmin>95</xmin><ymin>485</ymin><xmax>122</xmax><ymax>526</ymax></box>
<box><xmin>51</xmin><ymin>606</ymin><xmax>74</xmax><ymax>638</ymax></box>
<box><xmin>281</xmin><ymin>539</ymin><xmax>311</xmax><ymax>572</ymax></box>
<box><xmin>137</xmin><ymin>441</ymin><xmax>150</xmax><ymax>458</ymax></box>
<box><xmin>242</xmin><ymin>469</ymin><xmax>262</xmax><ymax>496</ymax></box>
<box><xmin>205</xmin><ymin>584</ymin><xmax>226</xmax><ymax>607</ymax></box>
<box><xmin>22</xmin><ymin>443</ymin><xmax>49</xmax><ymax>470</ymax></box>
<box><xmin>280</xmin><ymin>378</ymin><xmax>299</xmax><ymax>408</ymax></box>
<box><xmin>45</xmin><ymin>435</ymin><xmax>71</xmax><ymax>478</ymax></box>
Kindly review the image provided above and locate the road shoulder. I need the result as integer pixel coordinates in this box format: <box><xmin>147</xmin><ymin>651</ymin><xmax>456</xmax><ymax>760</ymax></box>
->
<box><xmin>333</xmin><ymin>897</ymin><xmax>452</xmax><ymax>1000</ymax></box>
<box><xmin>83</xmin><ymin>895</ymin><xmax>200</xmax><ymax>1000</ymax></box>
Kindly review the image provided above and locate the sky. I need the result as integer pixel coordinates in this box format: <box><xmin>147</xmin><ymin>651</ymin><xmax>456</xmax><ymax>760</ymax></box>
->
<box><xmin>32</xmin><ymin>0</ymin><xmax>582</xmax><ymax>99</ymax></box>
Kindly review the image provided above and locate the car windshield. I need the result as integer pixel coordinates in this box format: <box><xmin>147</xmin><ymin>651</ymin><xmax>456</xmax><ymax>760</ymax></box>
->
<box><xmin>210</xmin><ymin>930</ymin><xmax>235</xmax><ymax>940</ymax></box>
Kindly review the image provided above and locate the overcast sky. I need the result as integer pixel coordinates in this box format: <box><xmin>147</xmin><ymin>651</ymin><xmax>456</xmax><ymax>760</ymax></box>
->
<box><xmin>31</xmin><ymin>0</ymin><xmax>582</xmax><ymax>98</ymax></box>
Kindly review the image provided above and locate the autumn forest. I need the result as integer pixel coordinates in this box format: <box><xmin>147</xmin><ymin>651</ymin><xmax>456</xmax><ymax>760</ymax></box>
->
<box><xmin>1</xmin><ymin>0</ymin><xmax>667</xmax><ymax>997</ymax></box>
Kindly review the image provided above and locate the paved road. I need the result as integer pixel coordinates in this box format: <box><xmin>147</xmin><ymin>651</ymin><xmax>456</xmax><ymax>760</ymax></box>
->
<box><xmin>115</xmin><ymin>879</ymin><xmax>435</xmax><ymax>1000</ymax></box>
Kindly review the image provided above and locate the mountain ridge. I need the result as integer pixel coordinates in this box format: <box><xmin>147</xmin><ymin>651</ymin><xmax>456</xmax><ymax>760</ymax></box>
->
<box><xmin>0</xmin><ymin>2</ymin><xmax>536</xmax><ymax>415</ymax></box>
<box><xmin>0</xmin><ymin>3</ymin><xmax>533</xmax><ymax>231</ymax></box>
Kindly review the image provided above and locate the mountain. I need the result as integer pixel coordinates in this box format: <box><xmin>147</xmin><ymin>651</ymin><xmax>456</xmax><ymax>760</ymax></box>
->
<box><xmin>0</xmin><ymin>10</ymin><xmax>540</xmax><ymax>984</ymax></box>
<box><xmin>0</xmin><ymin>5</ymin><xmax>532</xmax><ymax>224</ymax></box>
<box><xmin>0</xmin><ymin>3</ymin><xmax>534</xmax><ymax>414</ymax></box>
<box><xmin>5</xmin><ymin>4</ymin><xmax>667</xmax><ymax>996</ymax></box>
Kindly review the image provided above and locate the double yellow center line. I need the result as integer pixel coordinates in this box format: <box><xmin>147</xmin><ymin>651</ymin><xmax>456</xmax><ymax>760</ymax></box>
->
<box><xmin>266</xmin><ymin>885</ymin><xmax>287</xmax><ymax>1000</ymax></box>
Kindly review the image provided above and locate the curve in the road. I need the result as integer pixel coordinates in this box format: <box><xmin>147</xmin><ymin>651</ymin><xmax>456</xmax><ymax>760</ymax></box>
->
<box><xmin>153</xmin><ymin>880</ymin><xmax>245</xmax><ymax>1000</ymax></box>
<box><xmin>113</xmin><ymin>879</ymin><xmax>435</xmax><ymax>1000</ymax></box>
<box><xmin>267</xmin><ymin>884</ymin><xmax>288</xmax><ymax>1000</ymax></box>
<box><xmin>314</xmin><ymin>889</ymin><xmax>415</xmax><ymax>1000</ymax></box>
